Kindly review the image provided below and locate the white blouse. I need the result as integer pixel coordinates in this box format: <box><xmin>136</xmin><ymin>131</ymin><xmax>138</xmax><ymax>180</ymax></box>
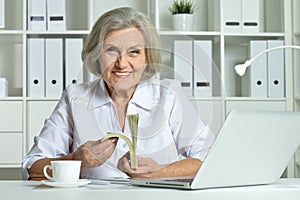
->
<box><xmin>22</xmin><ymin>78</ymin><xmax>215</xmax><ymax>180</ymax></box>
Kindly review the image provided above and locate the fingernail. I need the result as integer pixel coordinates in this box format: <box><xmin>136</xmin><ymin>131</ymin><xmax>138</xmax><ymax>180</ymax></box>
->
<box><xmin>111</xmin><ymin>138</ymin><xmax>117</xmax><ymax>143</ymax></box>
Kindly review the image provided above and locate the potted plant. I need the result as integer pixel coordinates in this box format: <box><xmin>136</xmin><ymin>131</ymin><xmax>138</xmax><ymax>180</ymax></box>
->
<box><xmin>169</xmin><ymin>0</ymin><xmax>195</xmax><ymax>31</ymax></box>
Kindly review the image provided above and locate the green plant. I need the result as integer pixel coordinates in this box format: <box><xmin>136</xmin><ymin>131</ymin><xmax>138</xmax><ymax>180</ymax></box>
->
<box><xmin>169</xmin><ymin>0</ymin><xmax>195</xmax><ymax>15</ymax></box>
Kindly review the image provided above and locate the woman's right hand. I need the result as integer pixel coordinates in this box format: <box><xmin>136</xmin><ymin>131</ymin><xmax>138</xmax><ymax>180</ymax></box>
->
<box><xmin>73</xmin><ymin>138</ymin><xmax>118</xmax><ymax>170</ymax></box>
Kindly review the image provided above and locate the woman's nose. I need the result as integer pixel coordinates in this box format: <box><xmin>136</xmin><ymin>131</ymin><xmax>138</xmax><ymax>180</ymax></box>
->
<box><xmin>116</xmin><ymin>54</ymin><xmax>130</xmax><ymax>69</ymax></box>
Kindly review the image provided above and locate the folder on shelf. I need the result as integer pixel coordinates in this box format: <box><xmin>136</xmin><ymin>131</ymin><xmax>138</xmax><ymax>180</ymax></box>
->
<box><xmin>47</xmin><ymin>0</ymin><xmax>66</xmax><ymax>31</ymax></box>
<box><xmin>222</xmin><ymin>0</ymin><xmax>242</xmax><ymax>33</ymax></box>
<box><xmin>267</xmin><ymin>40</ymin><xmax>285</xmax><ymax>98</ymax></box>
<box><xmin>174</xmin><ymin>40</ymin><xmax>193</xmax><ymax>97</ymax></box>
<box><xmin>45</xmin><ymin>38</ymin><xmax>63</xmax><ymax>98</ymax></box>
<box><xmin>243</xmin><ymin>40</ymin><xmax>267</xmax><ymax>97</ymax></box>
<box><xmin>242</xmin><ymin>0</ymin><xmax>260</xmax><ymax>33</ymax></box>
<box><xmin>65</xmin><ymin>38</ymin><xmax>83</xmax><ymax>86</ymax></box>
<box><xmin>0</xmin><ymin>77</ymin><xmax>8</xmax><ymax>97</ymax></box>
<box><xmin>193</xmin><ymin>40</ymin><xmax>212</xmax><ymax>97</ymax></box>
<box><xmin>0</xmin><ymin>0</ymin><xmax>4</xmax><ymax>28</ymax></box>
<box><xmin>27</xmin><ymin>0</ymin><xmax>47</xmax><ymax>31</ymax></box>
<box><xmin>27</xmin><ymin>38</ymin><xmax>45</xmax><ymax>97</ymax></box>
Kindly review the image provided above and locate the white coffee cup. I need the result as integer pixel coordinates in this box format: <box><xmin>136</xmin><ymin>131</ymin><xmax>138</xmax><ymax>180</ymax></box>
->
<box><xmin>43</xmin><ymin>160</ymin><xmax>82</xmax><ymax>182</ymax></box>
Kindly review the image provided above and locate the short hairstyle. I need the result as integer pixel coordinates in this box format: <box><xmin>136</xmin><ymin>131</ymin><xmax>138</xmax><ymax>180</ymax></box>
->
<box><xmin>82</xmin><ymin>7</ymin><xmax>162</xmax><ymax>80</ymax></box>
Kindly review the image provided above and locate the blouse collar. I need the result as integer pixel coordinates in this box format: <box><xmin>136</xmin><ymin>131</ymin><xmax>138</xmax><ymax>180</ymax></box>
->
<box><xmin>91</xmin><ymin>77</ymin><xmax>157</xmax><ymax>110</ymax></box>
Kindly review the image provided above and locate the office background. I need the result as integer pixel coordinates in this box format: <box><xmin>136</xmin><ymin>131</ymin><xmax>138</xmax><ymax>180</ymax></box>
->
<box><xmin>0</xmin><ymin>0</ymin><xmax>299</xmax><ymax>179</ymax></box>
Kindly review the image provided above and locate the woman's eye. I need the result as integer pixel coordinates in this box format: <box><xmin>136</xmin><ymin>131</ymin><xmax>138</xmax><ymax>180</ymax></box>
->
<box><xmin>106</xmin><ymin>47</ymin><xmax>119</xmax><ymax>54</ymax></box>
<box><xmin>129</xmin><ymin>49</ymin><xmax>141</xmax><ymax>56</ymax></box>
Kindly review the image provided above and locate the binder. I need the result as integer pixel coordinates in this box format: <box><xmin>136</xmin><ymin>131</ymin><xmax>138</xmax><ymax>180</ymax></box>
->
<box><xmin>193</xmin><ymin>40</ymin><xmax>212</xmax><ymax>97</ymax></box>
<box><xmin>47</xmin><ymin>0</ymin><xmax>66</xmax><ymax>31</ymax></box>
<box><xmin>0</xmin><ymin>77</ymin><xmax>8</xmax><ymax>97</ymax></box>
<box><xmin>27</xmin><ymin>0</ymin><xmax>47</xmax><ymax>31</ymax></box>
<box><xmin>222</xmin><ymin>0</ymin><xmax>242</xmax><ymax>33</ymax></box>
<box><xmin>45</xmin><ymin>38</ymin><xmax>63</xmax><ymax>98</ymax></box>
<box><xmin>27</xmin><ymin>38</ymin><xmax>45</xmax><ymax>97</ymax></box>
<box><xmin>267</xmin><ymin>40</ymin><xmax>285</xmax><ymax>98</ymax></box>
<box><xmin>242</xmin><ymin>0</ymin><xmax>260</xmax><ymax>33</ymax></box>
<box><xmin>243</xmin><ymin>40</ymin><xmax>267</xmax><ymax>97</ymax></box>
<box><xmin>65</xmin><ymin>38</ymin><xmax>83</xmax><ymax>86</ymax></box>
<box><xmin>174</xmin><ymin>40</ymin><xmax>193</xmax><ymax>97</ymax></box>
<box><xmin>0</xmin><ymin>0</ymin><xmax>4</xmax><ymax>28</ymax></box>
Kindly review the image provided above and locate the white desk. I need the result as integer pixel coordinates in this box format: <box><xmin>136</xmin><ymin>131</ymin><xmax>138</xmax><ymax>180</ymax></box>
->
<box><xmin>1</xmin><ymin>179</ymin><xmax>300</xmax><ymax>200</ymax></box>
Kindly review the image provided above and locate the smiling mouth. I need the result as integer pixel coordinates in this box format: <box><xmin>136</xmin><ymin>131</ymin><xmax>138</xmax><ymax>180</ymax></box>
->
<box><xmin>113</xmin><ymin>71</ymin><xmax>132</xmax><ymax>78</ymax></box>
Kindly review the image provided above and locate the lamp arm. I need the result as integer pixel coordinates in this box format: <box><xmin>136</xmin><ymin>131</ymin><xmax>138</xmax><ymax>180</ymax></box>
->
<box><xmin>249</xmin><ymin>45</ymin><xmax>300</xmax><ymax>64</ymax></box>
<box><xmin>235</xmin><ymin>45</ymin><xmax>300</xmax><ymax>76</ymax></box>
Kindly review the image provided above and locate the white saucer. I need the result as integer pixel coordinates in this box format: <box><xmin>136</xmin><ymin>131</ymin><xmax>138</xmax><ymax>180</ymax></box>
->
<box><xmin>41</xmin><ymin>179</ymin><xmax>91</xmax><ymax>188</ymax></box>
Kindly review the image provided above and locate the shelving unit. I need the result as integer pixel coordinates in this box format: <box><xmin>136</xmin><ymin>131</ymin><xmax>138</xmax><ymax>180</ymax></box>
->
<box><xmin>0</xmin><ymin>0</ymin><xmax>24</xmax><ymax>178</ymax></box>
<box><xmin>152</xmin><ymin>0</ymin><xmax>292</xmax><ymax>134</ymax></box>
<box><xmin>292</xmin><ymin>0</ymin><xmax>300</xmax><ymax>177</ymax></box>
<box><xmin>0</xmin><ymin>0</ymin><xmax>298</xmax><ymax>179</ymax></box>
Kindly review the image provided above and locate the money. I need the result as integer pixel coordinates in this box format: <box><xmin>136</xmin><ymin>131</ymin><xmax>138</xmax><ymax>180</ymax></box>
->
<box><xmin>102</xmin><ymin>114</ymin><xmax>139</xmax><ymax>169</ymax></box>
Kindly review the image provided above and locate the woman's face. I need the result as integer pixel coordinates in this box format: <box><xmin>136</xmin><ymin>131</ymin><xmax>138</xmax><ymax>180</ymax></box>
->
<box><xmin>99</xmin><ymin>28</ymin><xmax>147</xmax><ymax>93</ymax></box>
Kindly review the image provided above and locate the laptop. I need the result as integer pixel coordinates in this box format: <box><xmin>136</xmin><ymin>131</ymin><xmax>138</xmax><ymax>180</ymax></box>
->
<box><xmin>129</xmin><ymin>109</ymin><xmax>300</xmax><ymax>190</ymax></box>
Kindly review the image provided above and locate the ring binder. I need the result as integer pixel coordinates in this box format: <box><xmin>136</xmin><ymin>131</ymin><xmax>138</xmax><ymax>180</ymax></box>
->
<box><xmin>27</xmin><ymin>0</ymin><xmax>47</xmax><ymax>31</ymax></box>
<box><xmin>45</xmin><ymin>38</ymin><xmax>63</xmax><ymax>98</ymax></box>
<box><xmin>0</xmin><ymin>0</ymin><xmax>4</xmax><ymax>28</ymax></box>
<box><xmin>174</xmin><ymin>40</ymin><xmax>193</xmax><ymax>97</ymax></box>
<box><xmin>0</xmin><ymin>77</ymin><xmax>8</xmax><ymax>97</ymax></box>
<box><xmin>27</xmin><ymin>38</ymin><xmax>45</xmax><ymax>97</ymax></box>
<box><xmin>47</xmin><ymin>0</ymin><xmax>66</xmax><ymax>31</ymax></box>
<box><xmin>65</xmin><ymin>38</ymin><xmax>83</xmax><ymax>86</ymax></box>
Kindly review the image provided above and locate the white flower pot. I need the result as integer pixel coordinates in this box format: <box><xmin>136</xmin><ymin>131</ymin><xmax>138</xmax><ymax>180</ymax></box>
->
<box><xmin>172</xmin><ymin>14</ymin><xmax>193</xmax><ymax>31</ymax></box>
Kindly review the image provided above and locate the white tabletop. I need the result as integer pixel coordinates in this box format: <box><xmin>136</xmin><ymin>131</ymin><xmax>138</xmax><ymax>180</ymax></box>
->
<box><xmin>1</xmin><ymin>179</ymin><xmax>300</xmax><ymax>200</ymax></box>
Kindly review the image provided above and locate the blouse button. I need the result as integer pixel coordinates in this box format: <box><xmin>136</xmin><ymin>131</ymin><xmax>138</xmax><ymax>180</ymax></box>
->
<box><xmin>122</xmin><ymin>143</ymin><xmax>127</xmax><ymax>148</ymax></box>
<box><xmin>72</xmin><ymin>96</ymin><xmax>81</xmax><ymax>101</ymax></box>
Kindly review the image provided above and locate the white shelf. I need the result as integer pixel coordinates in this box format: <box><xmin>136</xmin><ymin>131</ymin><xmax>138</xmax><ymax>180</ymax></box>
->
<box><xmin>26</xmin><ymin>30</ymin><xmax>90</xmax><ymax>35</ymax></box>
<box><xmin>0</xmin><ymin>0</ymin><xmax>298</xmax><ymax>178</ymax></box>
<box><xmin>0</xmin><ymin>164</ymin><xmax>21</xmax><ymax>168</ymax></box>
<box><xmin>225</xmin><ymin>97</ymin><xmax>286</xmax><ymax>101</ymax></box>
<box><xmin>189</xmin><ymin>97</ymin><xmax>223</xmax><ymax>101</ymax></box>
<box><xmin>224</xmin><ymin>32</ymin><xmax>285</xmax><ymax>37</ymax></box>
<box><xmin>0</xmin><ymin>30</ymin><xmax>24</xmax><ymax>34</ymax></box>
<box><xmin>0</xmin><ymin>97</ymin><xmax>23</xmax><ymax>101</ymax></box>
<box><xmin>26</xmin><ymin>97</ymin><xmax>60</xmax><ymax>101</ymax></box>
<box><xmin>159</xmin><ymin>30</ymin><xmax>221</xmax><ymax>36</ymax></box>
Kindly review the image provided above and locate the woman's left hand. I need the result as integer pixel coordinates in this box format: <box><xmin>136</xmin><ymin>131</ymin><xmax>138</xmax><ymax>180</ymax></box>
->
<box><xmin>117</xmin><ymin>152</ymin><xmax>162</xmax><ymax>178</ymax></box>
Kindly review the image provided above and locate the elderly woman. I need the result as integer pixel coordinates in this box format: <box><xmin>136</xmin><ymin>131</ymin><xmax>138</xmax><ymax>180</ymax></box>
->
<box><xmin>22</xmin><ymin>7</ymin><xmax>215</xmax><ymax>180</ymax></box>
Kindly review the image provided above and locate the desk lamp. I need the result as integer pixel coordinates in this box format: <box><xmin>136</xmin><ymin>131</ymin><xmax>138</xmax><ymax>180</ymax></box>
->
<box><xmin>234</xmin><ymin>45</ymin><xmax>300</xmax><ymax>76</ymax></box>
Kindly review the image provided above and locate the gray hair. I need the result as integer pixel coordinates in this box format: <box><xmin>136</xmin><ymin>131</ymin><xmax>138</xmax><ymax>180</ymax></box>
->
<box><xmin>82</xmin><ymin>7</ymin><xmax>162</xmax><ymax>80</ymax></box>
